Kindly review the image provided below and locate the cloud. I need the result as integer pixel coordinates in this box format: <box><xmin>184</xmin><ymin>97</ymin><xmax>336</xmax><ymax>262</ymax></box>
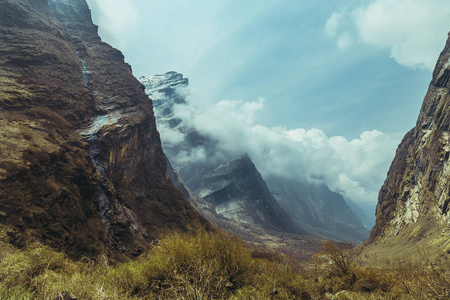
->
<box><xmin>166</xmin><ymin>93</ymin><xmax>400</xmax><ymax>207</ymax></box>
<box><xmin>323</xmin><ymin>10</ymin><xmax>353</xmax><ymax>51</ymax></box>
<box><xmin>86</xmin><ymin>0</ymin><xmax>138</xmax><ymax>49</ymax></box>
<box><xmin>337</xmin><ymin>33</ymin><xmax>352</xmax><ymax>50</ymax></box>
<box><xmin>324</xmin><ymin>11</ymin><xmax>342</xmax><ymax>38</ymax></box>
<box><xmin>325</xmin><ymin>0</ymin><xmax>450</xmax><ymax>70</ymax></box>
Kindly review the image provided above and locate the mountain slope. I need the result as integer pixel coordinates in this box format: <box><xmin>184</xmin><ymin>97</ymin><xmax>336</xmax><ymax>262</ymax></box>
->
<box><xmin>0</xmin><ymin>0</ymin><xmax>206</xmax><ymax>259</ymax></box>
<box><xmin>140</xmin><ymin>71</ymin><xmax>369</xmax><ymax>243</ymax></box>
<box><xmin>267</xmin><ymin>176</ymin><xmax>369</xmax><ymax>243</ymax></box>
<box><xmin>180</xmin><ymin>155</ymin><xmax>301</xmax><ymax>233</ymax></box>
<box><xmin>357</xmin><ymin>32</ymin><xmax>450</xmax><ymax>262</ymax></box>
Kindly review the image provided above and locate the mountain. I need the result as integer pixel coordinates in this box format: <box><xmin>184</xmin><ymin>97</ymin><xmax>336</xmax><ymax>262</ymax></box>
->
<box><xmin>267</xmin><ymin>176</ymin><xmax>369</xmax><ymax>243</ymax></box>
<box><xmin>345</xmin><ymin>197</ymin><xmax>375</xmax><ymax>230</ymax></box>
<box><xmin>179</xmin><ymin>155</ymin><xmax>301</xmax><ymax>233</ymax></box>
<box><xmin>140</xmin><ymin>72</ymin><xmax>303</xmax><ymax>233</ymax></box>
<box><xmin>358</xmin><ymin>32</ymin><xmax>450</xmax><ymax>262</ymax></box>
<box><xmin>0</xmin><ymin>0</ymin><xmax>206</xmax><ymax>259</ymax></box>
<box><xmin>140</xmin><ymin>71</ymin><xmax>368</xmax><ymax>243</ymax></box>
<box><xmin>139</xmin><ymin>72</ymin><xmax>218</xmax><ymax>168</ymax></box>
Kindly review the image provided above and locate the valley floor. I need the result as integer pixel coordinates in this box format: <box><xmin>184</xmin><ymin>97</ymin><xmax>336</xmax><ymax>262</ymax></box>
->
<box><xmin>0</xmin><ymin>227</ymin><xmax>449</xmax><ymax>300</ymax></box>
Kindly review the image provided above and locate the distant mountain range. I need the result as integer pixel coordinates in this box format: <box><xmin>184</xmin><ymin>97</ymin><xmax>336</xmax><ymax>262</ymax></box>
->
<box><xmin>140</xmin><ymin>72</ymin><xmax>370</xmax><ymax>243</ymax></box>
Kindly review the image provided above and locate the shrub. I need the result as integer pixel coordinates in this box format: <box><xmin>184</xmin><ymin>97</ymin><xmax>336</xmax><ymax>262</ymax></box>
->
<box><xmin>137</xmin><ymin>227</ymin><xmax>254</xmax><ymax>299</ymax></box>
<box><xmin>393</xmin><ymin>254</ymin><xmax>450</xmax><ymax>299</ymax></box>
<box><xmin>321</xmin><ymin>240</ymin><xmax>351</xmax><ymax>276</ymax></box>
<box><xmin>0</xmin><ymin>242</ymin><xmax>125</xmax><ymax>299</ymax></box>
<box><xmin>1</xmin><ymin>227</ymin><xmax>448</xmax><ymax>299</ymax></box>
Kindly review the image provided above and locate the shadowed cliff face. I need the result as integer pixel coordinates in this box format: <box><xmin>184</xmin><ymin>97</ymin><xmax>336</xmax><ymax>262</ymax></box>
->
<box><xmin>180</xmin><ymin>155</ymin><xmax>303</xmax><ymax>234</ymax></box>
<box><xmin>369</xmin><ymin>33</ymin><xmax>450</xmax><ymax>247</ymax></box>
<box><xmin>0</xmin><ymin>0</ymin><xmax>206</xmax><ymax>259</ymax></box>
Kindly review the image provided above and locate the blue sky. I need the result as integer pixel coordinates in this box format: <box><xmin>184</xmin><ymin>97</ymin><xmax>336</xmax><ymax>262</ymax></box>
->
<box><xmin>85</xmin><ymin>0</ymin><xmax>450</xmax><ymax>217</ymax></box>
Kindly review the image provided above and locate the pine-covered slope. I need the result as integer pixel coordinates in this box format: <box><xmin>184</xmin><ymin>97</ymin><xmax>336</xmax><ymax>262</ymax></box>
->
<box><xmin>0</xmin><ymin>0</ymin><xmax>206</xmax><ymax>259</ymax></box>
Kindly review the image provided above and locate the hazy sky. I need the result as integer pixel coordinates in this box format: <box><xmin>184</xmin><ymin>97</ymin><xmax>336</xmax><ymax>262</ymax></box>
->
<box><xmin>85</xmin><ymin>0</ymin><xmax>450</xmax><ymax>215</ymax></box>
<box><xmin>86</xmin><ymin>0</ymin><xmax>449</xmax><ymax>136</ymax></box>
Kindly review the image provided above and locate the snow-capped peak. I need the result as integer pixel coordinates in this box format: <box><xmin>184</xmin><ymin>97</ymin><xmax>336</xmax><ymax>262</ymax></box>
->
<box><xmin>139</xmin><ymin>71</ymin><xmax>188</xmax><ymax>95</ymax></box>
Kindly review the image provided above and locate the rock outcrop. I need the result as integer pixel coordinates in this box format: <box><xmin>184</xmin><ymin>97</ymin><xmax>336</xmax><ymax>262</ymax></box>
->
<box><xmin>0</xmin><ymin>0</ymin><xmax>206</xmax><ymax>259</ymax></box>
<box><xmin>365</xmin><ymin>32</ymin><xmax>450</xmax><ymax>257</ymax></box>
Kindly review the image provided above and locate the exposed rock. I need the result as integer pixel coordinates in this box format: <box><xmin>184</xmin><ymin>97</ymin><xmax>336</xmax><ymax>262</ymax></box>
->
<box><xmin>180</xmin><ymin>155</ymin><xmax>302</xmax><ymax>233</ymax></box>
<box><xmin>0</xmin><ymin>0</ymin><xmax>105</xmax><ymax>257</ymax></box>
<box><xmin>0</xmin><ymin>0</ymin><xmax>206</xmax><ymax>259</ymax></box>
<box><xmin>362</xmin><ymin>32</ymin><xmax>450</xmax><ymax>259</ymax></box>
<box><xmin>55</xmin><ymin>291</ymin><xmax>77</xmax><ymax>300</ymax></box>
<box><xmin>141</xmin><ymin>73</ymin><xmax>303</xmax><ymax>233</ymax></box>
<box><xmin>165</xmin><ymin>152</ymin><xmax>326</xmax><ymax>259</ymax></box>
<box><xmin>140</xmin><ymin>72</ymin><xmax>218</xmax><ymax>166</ymax></box>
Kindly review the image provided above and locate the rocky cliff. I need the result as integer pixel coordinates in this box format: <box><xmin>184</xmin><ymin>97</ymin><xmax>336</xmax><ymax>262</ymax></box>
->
<box><xmin>365</xmin><ymin>33</ymin><xmax>450</xmax><ymax>257</ymax></box>
<box><xmin>139</xmin><ymin>72</ymin><xmax>219</xmax><ymax>167</ymax></box>
<box><xmin>181</xmin><ymin>155</ymin><xmax>302</xmax><ymax>233</ymax></box>
<box><xmin>0</xmin><ymin>0</ymin><xmax>206</xmax><ymax>259</ymax></box>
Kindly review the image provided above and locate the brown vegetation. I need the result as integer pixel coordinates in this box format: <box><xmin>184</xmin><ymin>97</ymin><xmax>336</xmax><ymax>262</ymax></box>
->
<box><xmin>0</xmin><ymin>109</ymin><xmax>107</xmax><ymax>258</ymax></box>
<box><xmin>0</xmin><ymin>227</ymin><xmax>448</xmax><ymax>299</ymax></box>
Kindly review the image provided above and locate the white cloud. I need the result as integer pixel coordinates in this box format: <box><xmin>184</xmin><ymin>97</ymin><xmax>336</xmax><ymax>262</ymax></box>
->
<box><xmin>355</xmin><ymin>0</ymin><xmax>450</xmax><ymax>70</ymax></box>
<box><xmin>174</xmin><ymin>147</ymin><xmax>208</xmax><ymax>166</ymax></box>
<box><xmin>325</xmin><ymin>0</ymin><xmax>450</xmax><ymax>70</ymax></box>
<box><xmin>324</xmin><ymin>11</ymin><xmax>343</xmax><ymax>37</ymax></box>
<box><xmin>337</xmin><ymin>33</ymin><xmax>352</xmax><ymax>50</ymax></box>
<box><xmin>86</xmin><ymin>0</ymin><xmax>138</xmax><ymax>49</ymax></box>
<box><xmin>158</xmin><ymin>123</ymin><xmax>185</xmax><ymax>145</ymax></box>
<box><xmin>324</xmin><ymin>11</ymin><xmax>353</xmax><ymax>51</ymax></box>
<box><xmin>166</xmin><ymin>95</ymin><xmax>400</xmax><ymax>207</ymax></box>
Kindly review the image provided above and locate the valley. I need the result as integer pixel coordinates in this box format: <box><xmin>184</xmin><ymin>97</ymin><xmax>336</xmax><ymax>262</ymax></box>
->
<box><xmin>0</xmin><ymin>0</ymin><xmax>449</xmax><ymax>299</ymax></box>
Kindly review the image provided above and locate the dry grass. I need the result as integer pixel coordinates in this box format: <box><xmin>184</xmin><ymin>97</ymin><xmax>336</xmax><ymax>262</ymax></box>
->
<box><xmin>0</xmin><ymin>227</ymin><xmax>448</xmax><ymax>299</ymax></box>
<box><xmin>391</xmin><ymin>251</ymin><xmax>450</xmax><ymax>299</ymax></box>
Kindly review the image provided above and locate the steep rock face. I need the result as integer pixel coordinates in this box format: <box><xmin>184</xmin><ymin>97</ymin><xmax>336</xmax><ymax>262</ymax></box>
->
<box><xmin>180</xmin><ymin>155</ymin><xmax>301</xmax><ymax>233</ymax></box>
<box><xmin>0</xmin><ymin>0</ymin><xmax>62</xmax><ymax>32</ymax></box>
<box><xmin>0</xmin><ymin>0</ymin><xmax>206</xmax><ymax>258</ymax></box>
<box><xmin>48</xmin><ymin>0</ymin><xmax>207</xmax><ymax>256</ymax></box>
<box><xmin>140</xmin><ymin>72</ymin><xmax>218</xmax><ymax>166</ymax></box>
<box><xmin>369</xmin><ymin>33</ymin><xmax>450</xmax><ymax>249</ymax></box>
<box><xmin>0</xmin><ymin>0</ymin><xmax>104</xmax><ymax>257</ymax></box>
<box><xmin>48</xmin><ymin>0</ymin><xmax>99</xmax><ymax>41</ymax></box>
